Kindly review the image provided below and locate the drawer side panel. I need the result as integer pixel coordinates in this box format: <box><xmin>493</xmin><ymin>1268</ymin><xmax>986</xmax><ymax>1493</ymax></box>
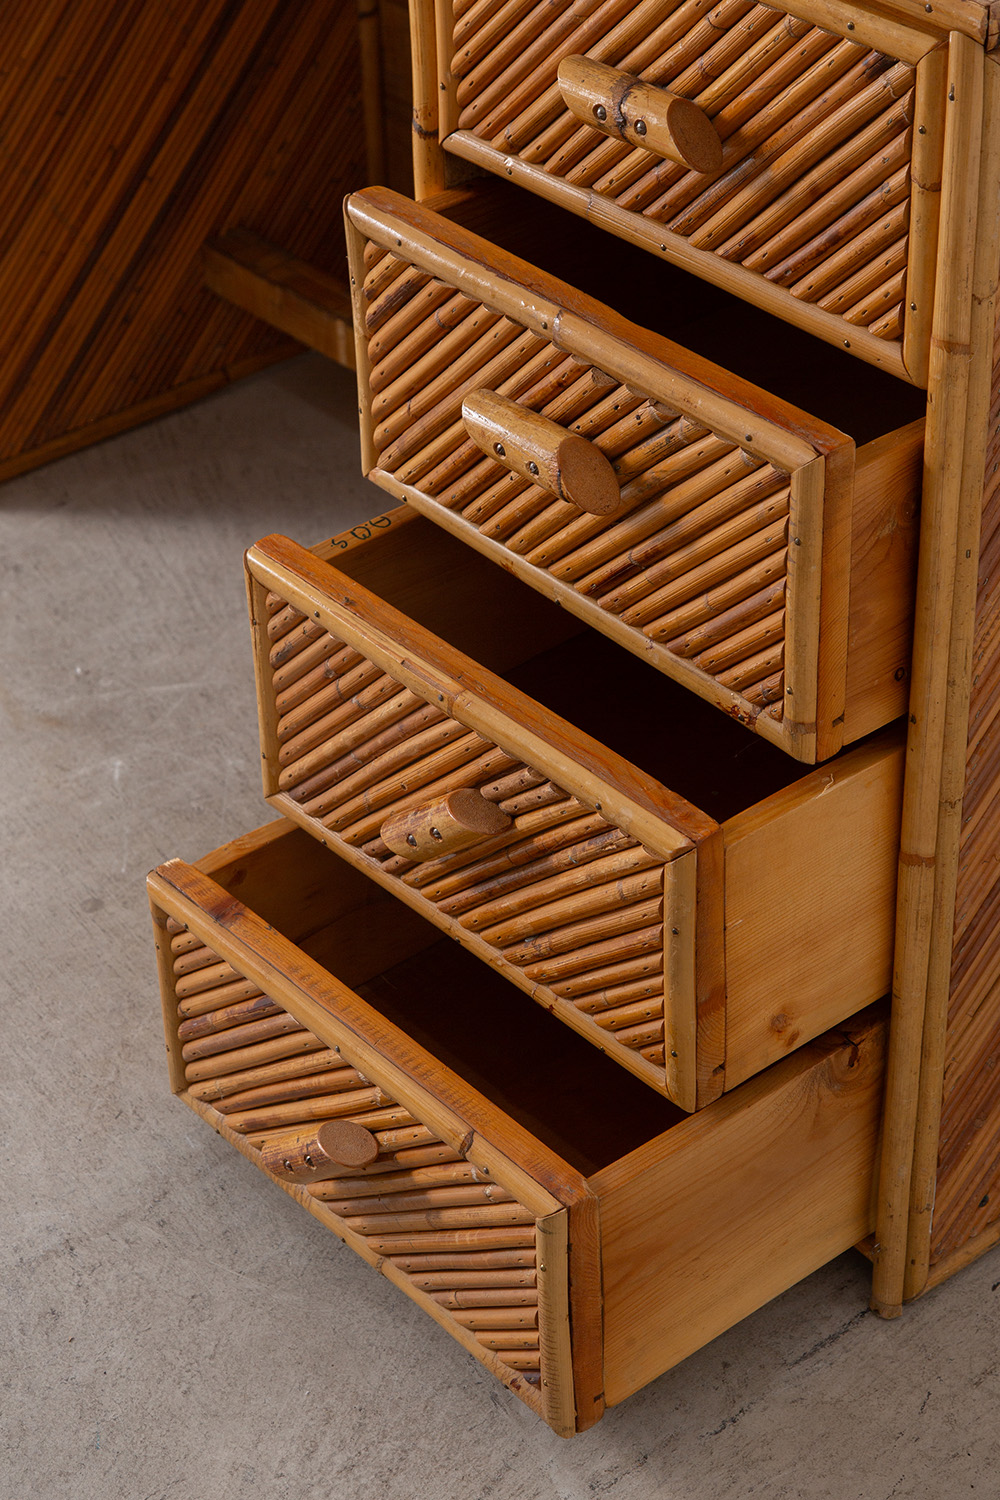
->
<box><xmin>594</xmin><ymin>1014</ymin><xmax>886</xmax><ymax>1404</ymax></box>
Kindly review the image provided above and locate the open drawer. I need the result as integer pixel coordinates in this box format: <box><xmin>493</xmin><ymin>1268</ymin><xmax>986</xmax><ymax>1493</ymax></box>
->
<box><xmin>149</xmin><ymin>817</ymin><xmax>886</xmax><ymax>1436</ymax></box>
<box><xmin>345</xmin><ymin>186</ymin><xmax>924</xmax><ymax>763</ymax></box>
<box><xmin>425</xmin><ymin>0</ymin><xmax>963</xmax><ymax>384</ymax></box>
<box><xmin>244</xmin><ymin>508</ymin><xmax>903</xmax><ymax>1111</ymax></box>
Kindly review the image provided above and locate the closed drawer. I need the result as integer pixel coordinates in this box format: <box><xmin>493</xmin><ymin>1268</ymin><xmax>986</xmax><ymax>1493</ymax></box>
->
<box><xmin>149</xmin><ymin>817</ymin><xmax>886</xmax><ymax>1434</ymax></box>
<box><xmin>345</xmin><ymin>187</ymin><xmax>924</xmax><ymax>763</ymax></box>
<box><xmin>244</xmin><ymin>508</ymin><xmax>903</xmax><ymax>1110</ymax></box>
<box><xmin>429</xmin><ymin>0</ymin><xmax>959</xmax><ymax>384</ymax></box>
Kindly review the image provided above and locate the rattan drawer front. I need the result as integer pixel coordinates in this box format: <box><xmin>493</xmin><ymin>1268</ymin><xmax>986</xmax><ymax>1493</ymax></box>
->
<box><xmin>244</xmin><ymin>511</ymin><xmax>904</xmax><ymax>1112</ymax></box>
<box><xmin>345</xmin><ymin>187</ymin><xmax>923</xmax><ymax>764</ymax></box>
<box><xmin>149</xmin><ymin>819</ymin><xmax>886</xmax><ymax>1434</ymax></box>
<box><xmin>429</xmin><ymin>0</ymin><xmax>954</xmax><ymax>384</ymax></box>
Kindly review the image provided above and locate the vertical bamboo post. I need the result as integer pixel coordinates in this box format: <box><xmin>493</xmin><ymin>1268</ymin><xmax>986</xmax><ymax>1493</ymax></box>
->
<box><xmin>901</xmin><ymin>47</ymin><xmax>1000</xmax><ymax>1301</ymax></box>
<box><xmin>344</xmin><ymin>212</ymin><xmax>380</xmax><ymax>474</ymax></box>
<box><xmin>870</xmin><ymin>32</ymin><xmax>986</xmax><ymax>1318</ymax></box>
<box><xmin>149</xmin><ymin>896</ymin><xmax>188</xmax><ymax>1095</ymax></box>
<box><xmin>358</xmin><ymin>0</ymin><xmax>386</xmax><ymax>185</ymax></box>
<box><xmin>410</xmin><ymin>0</ymin><xmax>447</xmax><ymax>198</ymax></box>
<box><xmin>245</xmin><ymin>566</ymin><xmax>284</xmax><ymax>800</ymax></box>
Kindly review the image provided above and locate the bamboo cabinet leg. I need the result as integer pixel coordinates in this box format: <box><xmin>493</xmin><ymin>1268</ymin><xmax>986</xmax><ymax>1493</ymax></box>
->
<box><xmin>902</xmin><ymin>49</ymin><xmax>1000</xmax><ymax>1300</ymax></box>
<box><xmin>871</xmin><ymin>35</ymin><xmax>1000</xmax><ymax>1317</ymax></box>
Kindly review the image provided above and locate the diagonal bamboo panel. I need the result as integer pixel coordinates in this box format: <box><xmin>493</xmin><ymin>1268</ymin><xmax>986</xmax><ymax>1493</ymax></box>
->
<box><xmin>0</xmin><ymin>0</ymin><xmax>409</xmax><ymax>483</ymax></box>
<box><xmin>928</xmin><ymin>244</ymin><xmax>1000</xmax><ymax>1269</ymax></box>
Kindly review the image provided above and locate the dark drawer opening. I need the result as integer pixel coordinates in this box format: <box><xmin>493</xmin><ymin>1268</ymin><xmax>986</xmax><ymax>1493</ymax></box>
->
<box><xmin>436</xmin><ymin>181</ymin><xmax>926</xmax><ymax>445</ymax></box>
<box><xmin>199</xmin><ymin>824</ymin><xmax>685</xmax><ymax>1176</ymax></box>
<box><xmin>334</xmin><ymin>519</ymin><xmax>835</xmax><ymax>824</ymax></box>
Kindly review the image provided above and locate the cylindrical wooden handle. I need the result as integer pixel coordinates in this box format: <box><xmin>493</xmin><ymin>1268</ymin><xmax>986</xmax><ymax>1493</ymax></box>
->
<box><xmin>259</xmin><ymin>1120</ymin><xmax>379</xmax><ymax>1179</ymax></box>
<box><xmin>462</xmin><ymin>387</ymin><xmax>623</xmax><ymax>517</ymax></box>
<box><xmin>557</xmin><ymin>56</ymin><xmax>722</xmax><ymax>174</ymax></box>
<box><xmin>381</xmin><ymin>787</ymin><xmax>512</xmax><ymax>861</ymax></box>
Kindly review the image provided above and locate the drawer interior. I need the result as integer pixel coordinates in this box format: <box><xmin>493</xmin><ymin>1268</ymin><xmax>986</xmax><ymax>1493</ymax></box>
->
<box><xmin>434</xmin><ymin>183</ymin><xmax>927</xmax><ymax>447</ymax></box>
<box><xmin>191</xmin><ymin>824</ymin><xmax>684</xmax><ymax>1175</ymax></box>
<box><xmin>331</xmin><ymin>516</ymin><xmax>827</xmax><ymax>824</ymax></box>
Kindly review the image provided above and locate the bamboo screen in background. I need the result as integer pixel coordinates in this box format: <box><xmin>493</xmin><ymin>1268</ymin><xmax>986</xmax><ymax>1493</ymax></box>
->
<box><xmin>0</xmin><ymin>1</ymin><xmax>373</xmax><ymax>481</ymax></box>
<box><xmin>263</xmin><ymin>590</ymin><xmax>670</xmax><ymax>1076</ymax></box>
<box><xmin>166</xmin><ymin>914</ymin><xmax>546</xmax><ymax>1385</ymax></box>
<box><xmin>361</xmin><ymin>240</ymin><xmax>791</xmax><ymax>715</ymax></box>
<box><xmin>933</xmin><ymin>309</ymin><xmax>1000</xmax><ymax>1265</ymax></box>
<box><xmin>453</xmin><ymin>0</ymin><xmax>916</xmax><ymax>348</ymax></box>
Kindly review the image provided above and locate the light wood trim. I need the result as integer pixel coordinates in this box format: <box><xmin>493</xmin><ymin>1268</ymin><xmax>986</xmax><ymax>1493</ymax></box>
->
<box><xmin>345</xmin><ymin>187</ymin><xmax>833</xmax><ymax>467</ymax></box>
<box><xmin>693</xmin><ymin>825</ymin><xmax>726</xmax><ymax>1110</ymax></box>
<box><xmin>150</xmin><ymin>897</ymin><xmax>188</xmax><ymax>1095</ymax></box>
<box><xmin>663</xmin><ymin>852</ymin><xmax>697</xmax><ymax>1113</ymax></box>
<box><xmin>410</xmin><ymin>0</ymin><xmax>447</xmax><ymax>198</ymax></box>
<box><xmin>245</xmin><ymin>534</ymin><xmax>704</xmax><ymax>857</ymax></box>
<box><xmin>903</xmin><ymin>44</ymin><xmax>950</xmax><ymax>385</ymax></box>
<box><xmin>203</xmin><ymin>230</ymin><xmax>355</xmax><ymax>368</ymax></box>
<box><xmin>782</xmin><ymin>455</ymin><xmax>826</xmax><ymax>761</ymax></box>
<box><xmin>535</xmin><ymin>1209</ymin><xmax>577</xmax><ymax>1437</ymax></box>
<box><xmin>377</xmin><ymin>471</ymin><xmax>802</xmax><ymax>759</ymax></box>
<box><xmin>843</xmin><ymin>420</ymin><xmax>924</xmax><ymax>744</ymax></box>
<box><xmin>812</xmin><ymin>431</ymin><xmax>860</xmax><ymax>762</ymax></box>
<box><xmin>875</xmin><ymin>0</ymin><xmax>988</xmax><ymax>44</ymax></box>
<box><xmin>244</xmin><ymin>567</ymin><xmax>283</xmax><ymax>799</ymax></box>
<box><xmin>871</xmin><ymin>30</ymin><xmax>987</xmax><ymax>1318</ymax></box>
<box><xmin>902</xmin><ymin>45</ymin><xmax>1000</xmax><ymax>1301</ymax></box>
<box><xmin>179</xmin><ymin>1091</ymin><xmax>546</xmax><ymax>1420</ymax></box>
<box><xmin>443</xmin><ymin>133</ymin><xmax>914</xmax><ymax>383</ymax></box>
<box><xmin>148</xmin><ymin>857</ymin><xmax>578</xmax><ymax>1215</ymax></box>
<box><xmin>435</xmin><ymin>0</ymin><xmax>461</xmax><ymax>146</ymax></box>
<box><xmin>770</xmin><ymin>0</ymin><xmax>942</xmax><ymax>62</ymax></box>
<box><xmin>345</xmin><ymin>215</ymin><xmax>378</xmax><ymax>474</ymax></box>
<box><xmin>722</xmin><ymin>729</ymin><xmax>904</xmax><ymax>1090</ymax></box>
<box><xmin>592</xmin><ymin>1016</ymin><xmax>886</xmax><ymax>1405</ymax></box>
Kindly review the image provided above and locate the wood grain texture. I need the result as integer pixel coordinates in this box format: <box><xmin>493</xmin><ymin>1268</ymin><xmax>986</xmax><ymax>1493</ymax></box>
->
<box><xmin>592</xmin><ymin>1012</ymin><xmax>886</xmax><ymax>1405</ymax></box>
<box><xmin>722</xmin><ymin>728</ymin><xmax>904</xmax><ymax>1089</ymax></box>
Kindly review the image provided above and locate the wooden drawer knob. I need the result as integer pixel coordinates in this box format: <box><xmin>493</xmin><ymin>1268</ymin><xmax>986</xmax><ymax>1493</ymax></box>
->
<box><xmin>259</xmin><ymin>1120</ymin><xmax>379</xmax><ymax>1179</ymax></box>
<box><xmin>381</xmin><ymin>787</ymin><xmax>512</xmax><ymax>861</ymax></box>
<box><xmin>462</xmin><ymin>387</ymin><xmax>623</xmax><ymax>517</ymax></box>
<box><xmin>557</xmin><ymin>56</ymin><xmax>722</xmax><ymax>175</ymax></box>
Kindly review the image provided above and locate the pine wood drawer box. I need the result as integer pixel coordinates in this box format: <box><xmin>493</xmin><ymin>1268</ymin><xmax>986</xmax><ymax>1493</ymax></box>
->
<box><xmin>243</xmin><ymin>507</ymin><xmax>903</xmax><ymax>1111</ymax></box>
<box><xmin>421</xmin><ymin>0</ymin><xmax>965</xmax><ymax>385</ymax></box>
<box><xmin>148</xmin><ymin>815</ymin><xmax>887</xmax><ymax>1435</ymax></box>
<box><xmin>345</xmin><ymin>186</ymin><xmax>925</xmax><ymax>764</ymax></box>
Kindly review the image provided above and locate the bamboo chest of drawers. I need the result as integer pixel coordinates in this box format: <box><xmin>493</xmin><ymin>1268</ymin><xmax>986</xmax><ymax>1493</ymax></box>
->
<box><xmin>151</xmin><ymin>0</ymin><xmax>1000</xmax><ymax>1439</ymax></box>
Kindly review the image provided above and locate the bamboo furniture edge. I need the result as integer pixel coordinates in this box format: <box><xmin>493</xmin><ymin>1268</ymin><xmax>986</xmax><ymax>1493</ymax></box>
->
<box><xmin>870</xmin><ymin>31</ymin><xmax>998</xmax><ymax>1315</ymax></box>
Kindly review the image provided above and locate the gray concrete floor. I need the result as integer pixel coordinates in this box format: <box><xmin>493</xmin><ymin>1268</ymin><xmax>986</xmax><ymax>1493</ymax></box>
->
<box><xmin>2</xmin><ymin>353</ymin><xmax>998</xmax><ymax>1500</ymax></box>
